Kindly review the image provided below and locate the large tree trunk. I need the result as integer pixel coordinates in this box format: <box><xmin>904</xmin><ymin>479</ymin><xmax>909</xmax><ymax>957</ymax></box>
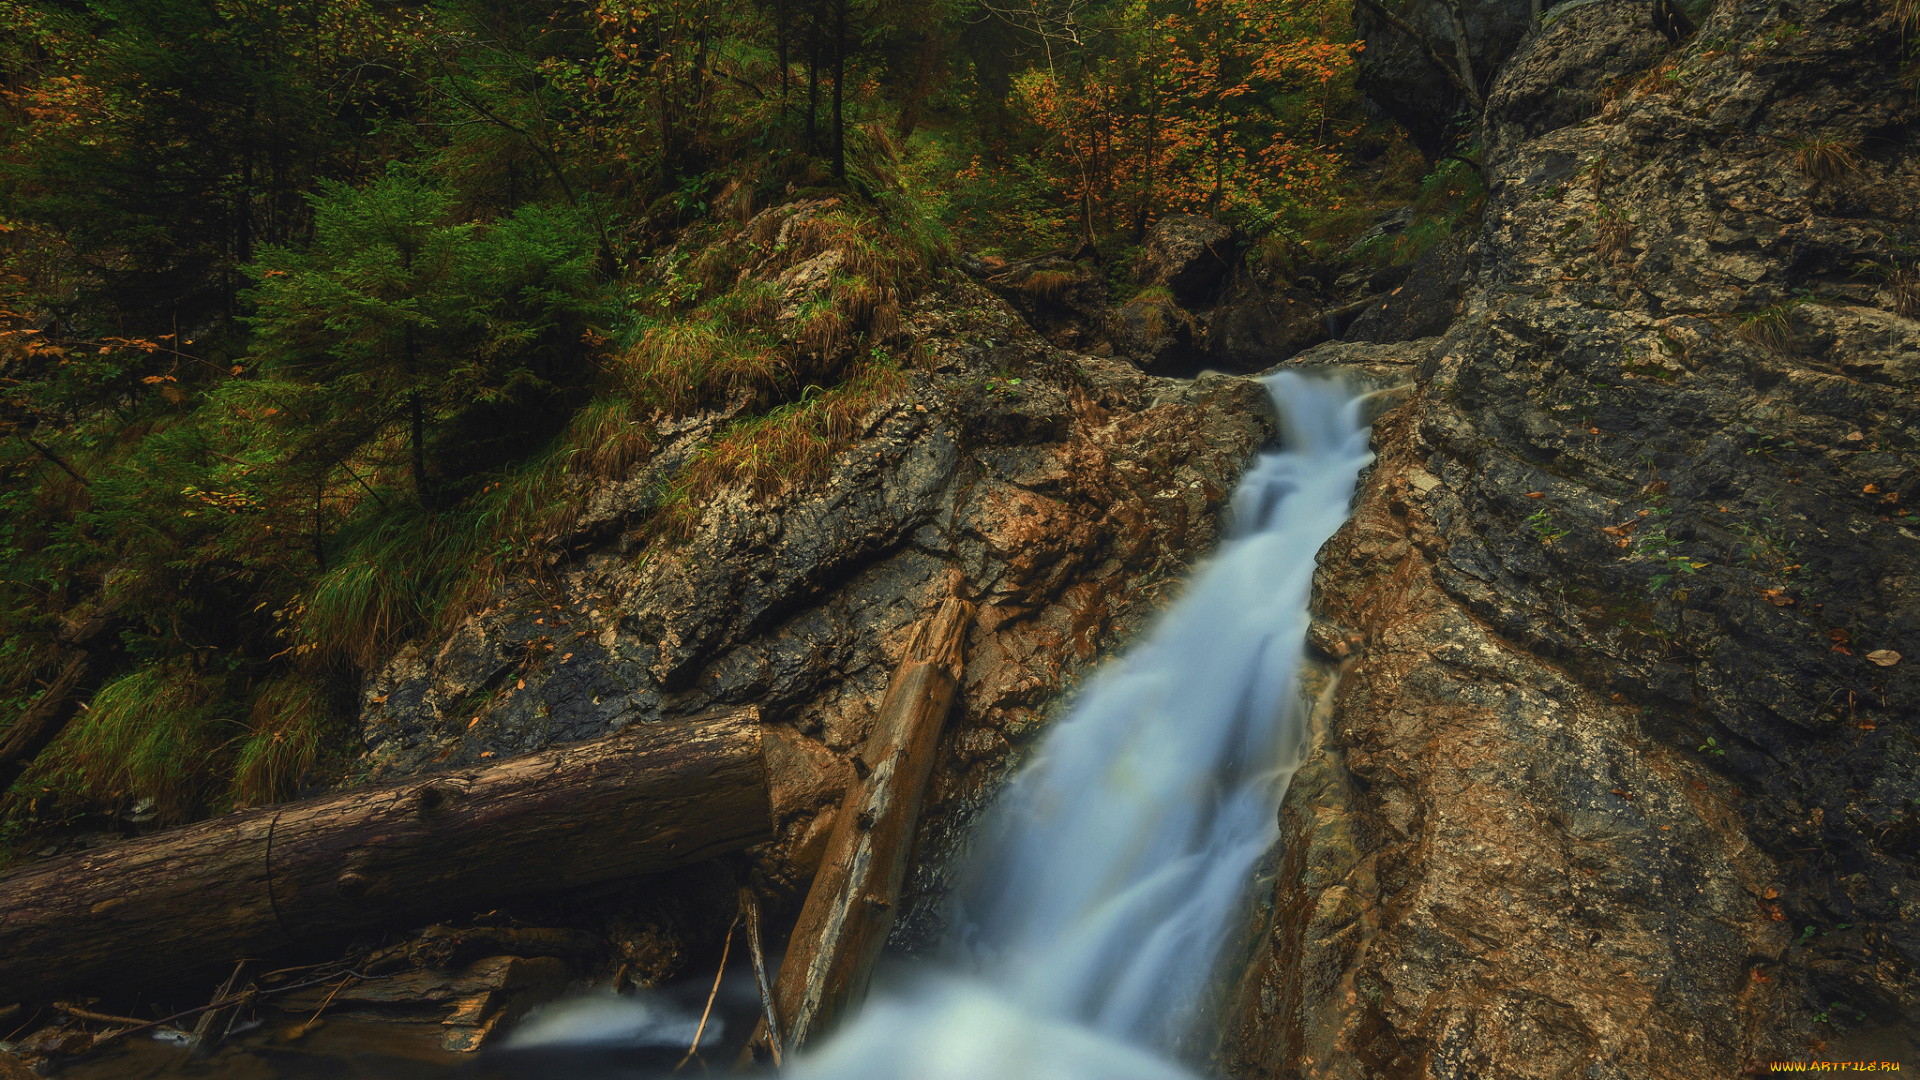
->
<box><xmin>0</xmin><ymin>708</ymin><xmax>770</xmax><ymax>1005</ymax></box>
<box><xmin>744</xmin><ymin>597</ymin><xmax>972</xmax><ymax>1061</ymax></box>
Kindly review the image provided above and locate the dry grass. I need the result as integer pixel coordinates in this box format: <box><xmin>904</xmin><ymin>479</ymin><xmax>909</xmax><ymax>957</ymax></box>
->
<box><xmin>717</xmin><ymin>279</ymin><xmax>780</xmax><ymax>329</ymax></box>
<box><xmin>1792</xmin><ymin>138</ymin><xmax>1859</xmax><ymax>184</ymax></box>
<box><xmin>1595</xmin><ymin>207</ymin><xmax>1636</xmax><ymax>263</ymax></box>
<box><xmin>689</xmin><ymin>242</ymin><xmax>744</xmax><ymax>295</ymax></box>
<box><xmin>620</xmin><ymin>320</ymin><xmax>794</xmax><ymax>412</ymax></box>
<box><xmin>1736</xmin><ymin>304</ymin><xmax>1795</xmax><ymax>353</ymax></box>
<box><xmin>1021</xmin><ymin>268</ymin><xmax>1079</xmax><ymax>302</ymax></box>
<box><xmin>655</xmin><ymin>357</ymin><xmax>908</xmax><ymax>541</ymax></box>
<box><xmin>565</xmin><ymin>397</ymin><xmax>655</xmax><ymax>479</ymax></box>
<box><xmin>835</xmin><ymin>277</ymin><xmax>890</xmax><ymax>325</ymax></box>
<box><xmin>793</xmin><ymin>303</ymin><xmax>850</xmax><ymax>361</ymax></box>
<box><xmin>1886</xmin><ymin>266</ymin><xmax>1920</xmax><ymax>319</ymax></box>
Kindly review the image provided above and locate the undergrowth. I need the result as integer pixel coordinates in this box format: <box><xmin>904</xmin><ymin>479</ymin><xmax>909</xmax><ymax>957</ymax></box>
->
<box><xmin>0</xmin><ymin>131</ymin><xmax>937</xmax><ymax>842</ymax></box>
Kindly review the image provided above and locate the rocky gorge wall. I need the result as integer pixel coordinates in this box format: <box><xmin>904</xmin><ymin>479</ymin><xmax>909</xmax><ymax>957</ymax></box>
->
<box><xmin>345</xmin><ymin>0</ymin><xmax>1918</xmax><ymax>1069</ymax></box>
<box><xmin>1219</xmin><ymin>0</ymin><xmax>1920</xmax><ymax>1074</ymax></box>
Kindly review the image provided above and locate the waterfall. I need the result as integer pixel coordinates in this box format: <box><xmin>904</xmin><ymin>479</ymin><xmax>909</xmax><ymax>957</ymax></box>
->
<box><xmin>792</xmin><ymin>371</ymin><xmax>1375</xmax><ymax>1080</ymax></box>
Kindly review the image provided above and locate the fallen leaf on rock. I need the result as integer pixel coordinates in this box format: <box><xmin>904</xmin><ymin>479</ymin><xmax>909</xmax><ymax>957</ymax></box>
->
<box><xmin>1760</xmin><ymin>589</ymin><xmax>1794</xmax><ymax>606</ymax></box>
<box><xmin>1764</xmin><ymin>886</ymin><xmax>1780</xmax><ymax>899</ymax></box>
<box><xmin>1611</xmin><ymin>788</ymin><xmax>1633</xmax><ymax>799</ymax></box>
<box><xmin>1832</xmin><ymin>645</ymin><xmax>1852</xmax><ymax>655</ymax></box>
<box><xmin>1864</xmin><ymin>484</ymin><xmax>1880</xmax><ymax>494</ymax></box>
<box><xmin>468</xmin><ymin>716</ymin><xmax>481</xmax><ymax>729</ymax></box>
<box><xmin>1829</xmin><ymin>628</ymin><xmax>1850</xmax><ymax>643</ymax></box>
<box><xmin>1868</xmin><ymin>650</ymin><xmax>1901</xmax><ymax>667</ymax></box>
<box><xmin>1525</xmin><ymin>491</ymin><xmax>1545</xmax><ymax>499</ymax></box>
<box><xmin>1846</xmin><ymin>432</ymin><xmax>1865</xmax><ymax>442</ymax></box>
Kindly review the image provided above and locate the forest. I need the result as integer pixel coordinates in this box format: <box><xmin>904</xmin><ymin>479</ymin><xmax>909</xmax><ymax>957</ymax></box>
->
<box><xmin>7</xmin><ymin>0</ymin><xmax>1915</xmax><ymax>1070</ymax></box>
<box><xmin>0</xmin><ymin>0</ymin><xmax>1446</xmax><ymax>846</ymax></box>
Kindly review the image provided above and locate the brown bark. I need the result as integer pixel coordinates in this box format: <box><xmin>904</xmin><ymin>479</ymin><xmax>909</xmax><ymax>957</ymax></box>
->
<box><xmin>745</xmin><ymin>597</ymin><xmax>972</xmax><ymax>1059</ymax></box>
<box><xmin>0</xmin><ymin>708</ymin><xmax>770</xmax><ymax>1005</ymax></box>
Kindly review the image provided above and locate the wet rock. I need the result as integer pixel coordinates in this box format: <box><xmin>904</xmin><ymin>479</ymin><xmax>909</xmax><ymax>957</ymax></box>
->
<box><xmin>1204</xmin><ymin>293</ymin><xmax>1331</xmax><ymax>372</ymax></box>
<box><xmin>1136</xmin><ymin>214</ymin><xmax>1238</xmax><ymax>305</ymax></box>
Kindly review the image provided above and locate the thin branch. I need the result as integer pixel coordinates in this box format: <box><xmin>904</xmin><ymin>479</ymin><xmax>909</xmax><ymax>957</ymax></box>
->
<box><xmin>674</xmin><ymin>908</ymin><xmax>741</xmax><ymax>1074</ymax></box>
<box><xmin>20</xmin><ymin>437</ymin><xmax>89</xmax><ymax>486</ymax></box>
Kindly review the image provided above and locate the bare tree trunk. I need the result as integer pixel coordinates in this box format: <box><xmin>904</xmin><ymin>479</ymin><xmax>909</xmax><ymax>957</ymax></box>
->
<box><xmin>830</xmin><ymin>0</ymin><xmax>847</xmax><ymax>180</ymax></box>
<box><xmin>1351</xmin><ymin>0</ymin><xmax>1485</xmax><ymax>110</ymax></box>
<box><xmin>1437</xmin><ymin>0</ymin><xmax>1480</xmax><ymax>109</ymax></box>
<box><xmin>742</xmin><ymin>598</ymin><xmax>972</xmax><ymax>1061</ymax></box>
<box><xmin>0</xmin><ymin>709</ymin><xmax>771</xmax><ymax>1005</ymax></box>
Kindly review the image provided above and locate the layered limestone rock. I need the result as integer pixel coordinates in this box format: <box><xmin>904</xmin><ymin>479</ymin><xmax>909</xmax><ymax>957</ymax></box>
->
<box><xmin>1221</xmin><ymin>0</ymin><xmax>1920</xmax><ymax>1071</ymax></box>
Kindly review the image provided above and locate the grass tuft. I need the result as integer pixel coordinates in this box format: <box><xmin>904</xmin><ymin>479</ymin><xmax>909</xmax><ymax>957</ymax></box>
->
<box><xmin>1595</xmin><ymin>206</ymin><xmax>1636</xmax><ymax>263</ymax></box>
<box><xmin>1021</xmin><ymin>268</ymin><xmax>1079</xmax><ymax>302</ymax></box>
<box><xmin>1792</xmin><ymin>138</ymin><xmax>1858</xmax><ymax>184</ymax></box>
<box><xmin>1737</xmin><ymin>304</ymin><xmax>1795</xmax><ymax>353</ymax></box>
<box><xmin>1886</xmin><ymin>265</ymin><xmax>1920</xmax><ymax>320</ymax></box>
<box><xmin>21</xmin><ymin>665</ymin><xmax>230</xmax><ymax>824</ymax></box>
<box><xmin>230</xmin><ymin>676</ymin><xmax>332</xmax><ymax>808</ymax></box>
<box><xmin>657</xmin><ymin>356</ymin><xmax>908</xmax><ymax>541</ymax></box>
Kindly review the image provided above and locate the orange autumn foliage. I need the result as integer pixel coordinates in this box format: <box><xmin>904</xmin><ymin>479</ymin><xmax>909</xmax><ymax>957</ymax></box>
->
<box><xmin>1005</xmin><ymin>0</ymin><xmax>1361</xmax><ymax>238</ymax></box>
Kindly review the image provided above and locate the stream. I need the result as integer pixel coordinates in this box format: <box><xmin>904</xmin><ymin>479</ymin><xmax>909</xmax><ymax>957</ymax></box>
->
<box><xmin>787</xmin><ymin>370</ymin><xmax>1374</xmax><ymax>1079</ymax></box>
<box><xmin>49</xmin><ymin>371</ymin><xmax>1372</xmax><ymax>1080</ymax></box>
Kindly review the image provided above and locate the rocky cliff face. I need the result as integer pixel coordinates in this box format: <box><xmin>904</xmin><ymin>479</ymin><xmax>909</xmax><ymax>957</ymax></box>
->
<box><xmin>355</xmin><ymin>282</ymin><xmax>1277</xmax><ymax>909</ymax></box>
<box><xmin>1221</xmin><ymin>0</ymin><xmax>1920</xmax><ymax>1072</ymax></box>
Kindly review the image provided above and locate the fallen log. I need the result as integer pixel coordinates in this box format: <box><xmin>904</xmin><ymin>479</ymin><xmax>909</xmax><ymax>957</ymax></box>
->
<box><xmin>745</xmin><ymin>597</ymin><xmax>972</xmax><ymax>1059</ymax></box>
<box><xmin>0</xmin><ymin>707</ymin><xmax>769</xmax><ymax>1005</ymax></box>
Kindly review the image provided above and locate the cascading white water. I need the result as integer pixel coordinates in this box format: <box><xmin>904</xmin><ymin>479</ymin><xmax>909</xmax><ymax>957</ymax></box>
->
<box><xmin>792</xmin><ymin>371</ymin><xmax>1375</xmax><ymax>1080</ymax></box>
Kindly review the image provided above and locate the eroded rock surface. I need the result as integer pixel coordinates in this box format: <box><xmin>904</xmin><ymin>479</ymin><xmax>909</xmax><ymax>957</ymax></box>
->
<box><xmin>1223</xmin><ymin>0</ymin><xmax>1920</xmax><ymax>1071</ymax></box>
<box><xmin>357</xmin><ymin>283</ymin><xmax>1277</xmax><ymax>894</ymax></box>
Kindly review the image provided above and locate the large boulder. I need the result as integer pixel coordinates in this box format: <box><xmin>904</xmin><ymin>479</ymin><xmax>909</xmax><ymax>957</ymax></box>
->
<box><xmin>1136</xmin><ymin>214</ymin><xmax>1238</xmax><ymax>305</ymax></box>
<box><xmin>973</xmin><ymin>255</ymin><xmax>1110</xmax><ymax>352</ymax></box>
<box><xmin>1203</xmin><ymin>293</ymin><xmax>1331</xmax><ymax>372</ymax></box>
<box><xmin>1482</xmin><ymin>0</ymin><xmax>1671</xmax><ymax>168</ymax></box>
<box><xmin>1107</xmin><ymin>294</ymin><xmax>1204</xmax><ymax>374</ymax></box>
